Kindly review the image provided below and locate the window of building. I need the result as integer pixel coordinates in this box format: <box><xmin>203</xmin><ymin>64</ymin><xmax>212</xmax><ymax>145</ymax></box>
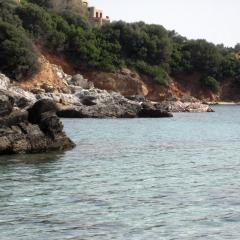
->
<box><xmin>96</xmin><ymin>12</ymin><xmax>99</xmax><ymax>18</ymax></box>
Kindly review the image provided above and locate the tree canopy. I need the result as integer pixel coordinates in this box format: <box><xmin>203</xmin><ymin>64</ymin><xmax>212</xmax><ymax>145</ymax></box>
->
<box><xmin>0</xmin><ymin>0</ymin><xmax>240</xmax><ymax>91</ymax></box>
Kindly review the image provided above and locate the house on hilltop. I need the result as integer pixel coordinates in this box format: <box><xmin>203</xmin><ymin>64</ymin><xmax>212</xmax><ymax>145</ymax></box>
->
<box><xmin>88</xmin><ymin>6</ymin><xmax>110</xmax><ymax>26</ymax></box>
<box><xmin>50</xmin><ymin>0</ymin><xmax>110</xmax><ymax>26</ymax></box>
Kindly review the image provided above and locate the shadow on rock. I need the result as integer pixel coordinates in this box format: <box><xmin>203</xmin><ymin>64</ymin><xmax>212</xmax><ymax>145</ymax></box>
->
<box><xmin>0</xmin><ymin>98</ymin><xmax>75</xmax><ymax>155</ymax></box>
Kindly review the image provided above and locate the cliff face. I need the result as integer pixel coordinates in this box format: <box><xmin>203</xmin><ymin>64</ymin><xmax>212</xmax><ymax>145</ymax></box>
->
<box><xmin>83</xmin><ymin>71</ymin><xmax>240</xmax><ymax>102</ymax></box>
<box><xmin>31</xmin><ymin>50</ymin><xmax>240</xmax><ymax>103</ymax></box>
<box><xmin>80</xmin><ymin>69</ymin><xmax>240</xmax><ymax>102</ymax></box>
<box><xmin>17</xmin><ymin>55</ymin><xmax>70</xmax><ymax>93</ymax></box>
<box><xmin>83</xmin><ymin>68</ymin><xmax>149</xmax><ymax>97</ymax></box>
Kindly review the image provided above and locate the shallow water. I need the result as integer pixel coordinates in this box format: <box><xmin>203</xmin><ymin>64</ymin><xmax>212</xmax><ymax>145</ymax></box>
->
<box><xmin>1</xmin><ymin>105</ymin><xmax>240</xmax><ymax>239</ymax></box>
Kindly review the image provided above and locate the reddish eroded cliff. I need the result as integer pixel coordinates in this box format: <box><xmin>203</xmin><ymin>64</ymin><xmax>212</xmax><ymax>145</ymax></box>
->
<box><xmin>33</xmin><ymin>49</ymin><xmax>240</xmax><ymax>102</ymax></box>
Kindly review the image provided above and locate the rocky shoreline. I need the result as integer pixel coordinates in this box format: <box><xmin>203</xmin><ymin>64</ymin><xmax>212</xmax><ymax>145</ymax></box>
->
<box><xmin>0</xmin><ymin>67</ymin><xmax>214</xmax><ymax>155</ymax></box>
<box><xmin>0</xmin><ymin>66</ymin><xmax>213</xmax><ymax>118</ymax></box>
<box><xmin>0</xmin><ymin>71</ymin><xmax>175</xmax><ymax>119</ymax></box>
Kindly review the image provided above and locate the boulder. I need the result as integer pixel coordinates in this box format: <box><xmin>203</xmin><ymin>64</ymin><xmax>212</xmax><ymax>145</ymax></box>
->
<box><xmin>57</xmin><ymin>108</ymin><xmax>84</xmax><ymax>118</ymax></box>
<box><xmin>28</xmin><ymin>99</ymin><xmax>59</xmax><ymax>124</ymax></box>
<box><xmin>0</xmin><ymin>90</ymin><xmax>14</xmax><ymax>117</ymax></box>
<box><xmin>7</xmin><ymin>86</ymin><xmax>36</xmax><ymax>108</ymax></box>
<box><xmin>0</xmin><ymin>73</ymin><xmax>10</xmax><ymax>90</ymax></box>
<box><xmin>9</xmin><ymin>86</ymin><xmax>36</xmax><ymax>100</ymax></box>
<box><xmin>138</xmin><ymin>102</ymin><xmax>173</xmax><ymax>118</ymax></box>
<box><xmin>0</xmin><ymin>100</ymin><xmax>75</xmax><ymax>155</ymax></box>
<box><xmin>39</xmin><ymin>112</ymin><xmax>64</xmax><ymax>137</ymax></box>
<box><xmin>70</xmin><ymin>74</ymin><xmax>94</xmax><ymax>89</ymax></box>
<box><xmin>80</xmin><ymin>95</ymin><xmax>97</xmax><ymax>106</ymax></box>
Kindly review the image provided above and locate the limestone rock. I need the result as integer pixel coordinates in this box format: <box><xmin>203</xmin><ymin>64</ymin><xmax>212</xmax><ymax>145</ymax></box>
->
<box><xmin>69</xmin><ymin>74</ymin><xmax>94</xmax><ymax>89</ymax></box>
<box><xmin>158</xmin><ymin>96</ymin><xmax>214</xmax><ymax>113</ymax></box>
<box><xmin>0</xmin><ymin>99</ymin><xmax>75</xmax><ymax>155</ymax></box>
<box><xmin>8</xmin><ymin>86</ymin><xmax>37</xmax><ymax>108</ymax></box>
<box><xmin>0</xmin><ymin>73</ymin><xmax>10</xmax><ymax>90</ymax></box>
<box><xmin>58</xmin><ymin>89</ymin><xmax>173</xmax><ymax>119</ymax></box>
<box><xmin>52</xmin><ymin>64</ymin><xmax>72</xmax><ymax>84</ymax></box>
<box><xmin>0</xmin><ymin>91</ymin><xmax>14</xmax><ymax>117</ymax></box>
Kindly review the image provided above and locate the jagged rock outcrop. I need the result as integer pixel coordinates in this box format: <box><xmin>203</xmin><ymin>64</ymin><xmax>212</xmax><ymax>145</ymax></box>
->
<box><xmin>0</xmin><ymin>73</ymin><xmax>10</xmax><ymax>90</ymax></box>
<box><xmin>0</xmin><ymin>66</ymin><xmax>212</xmax><ymax>121</ymax></box>
<box><xmin>158</xmin><ymin>96</ymin><xmax>214</xmax><ymax>112</ymax></box>
<box><xmin>0</xmin><ymin>73</ymin><xmax>37</xmax><ymax>110</ymax></box>
<box><xmin>57</xmin><ymin>89</ymin><xmax>140</xmax><ymax>118</ymax></box>
<box><xmin>0</xmin><ymin>98</ymin><xmax>75</xmax><ymax>155</ymax></box>
<box><xmin>57</xmin><ymin>88</ymin><xmax>173</xmax><ymax>118</ymax></box>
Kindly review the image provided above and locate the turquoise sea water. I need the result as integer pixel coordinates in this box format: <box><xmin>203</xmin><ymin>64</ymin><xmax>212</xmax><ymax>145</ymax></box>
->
<box><xmin>1</xmin><ymin>105</ymin><xmax>240</xmax><ymax>239</ymax></box>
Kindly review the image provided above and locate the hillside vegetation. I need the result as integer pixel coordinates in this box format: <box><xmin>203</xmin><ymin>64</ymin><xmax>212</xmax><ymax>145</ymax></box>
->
<box><xmin>1</xmin><ymin>0</ymin><xmax>240</xmax><ymax>92</ymax></box>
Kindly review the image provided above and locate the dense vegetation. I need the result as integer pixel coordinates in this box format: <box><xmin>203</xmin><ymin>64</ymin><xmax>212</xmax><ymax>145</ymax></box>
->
<box><xmin>1</xmin><ymin>0</ymin><xmax>240</xmax><ymax>91</ymax></box>
<box><xmin>0</xmin><ymin>0</ymin><xmax>39</xmax><ymax>79</ymax></box>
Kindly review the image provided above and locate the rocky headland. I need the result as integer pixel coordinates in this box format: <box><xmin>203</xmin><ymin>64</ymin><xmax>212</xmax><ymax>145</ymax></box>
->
<box><xmin>0</xmin><ymin>56</ymin><xmax>212</xmax><ymax>117</ymax></box>
<box><xmin>0</xmin><ymin>65</ymin><xmax>176</xmax><ymax>120</ymax></box>
<box><xmin>0</xmin><ymin>61</ymin><xmax>214</xmax><ymax>123</ymax></box>
<box><xmin>0</xmin><ymin>61</ymin><xmax>214</xmax><ymax>155</ymax></box>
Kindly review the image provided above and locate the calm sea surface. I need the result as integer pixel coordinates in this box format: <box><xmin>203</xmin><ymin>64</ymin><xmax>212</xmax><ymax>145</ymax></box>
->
<box><xmin>1</xmin><ymin>105</ymin><xmax>240</xmax><ymax>240</ymax></box>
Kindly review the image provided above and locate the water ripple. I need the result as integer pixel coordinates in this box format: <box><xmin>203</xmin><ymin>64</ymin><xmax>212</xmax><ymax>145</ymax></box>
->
<box><xmin>1</xmin><ymin>106</ymin><xmax>240</xmax><ymax>239</ymax></box>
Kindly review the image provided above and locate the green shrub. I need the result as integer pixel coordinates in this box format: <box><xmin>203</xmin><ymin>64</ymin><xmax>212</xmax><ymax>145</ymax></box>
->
<box><xmin>26</xmin><ymin>0</ymin><xmax>50</xmax><ymax>8</ymax></box>
<box><xmin>132</xmin><ymin>61</ymin><xmax>168</xmax><ymax>85</ymax></box>
<box><xmin>0</xmin><ymin>21</ymin><xmax>39</xmax><ymax>80</ymax></box>
<box><xmin>59</xmin><ymin>10</ymin><xmax>90</xmax><ymax>30</ymax></box>
<box><xmin>201</xmin><ymin>76</ymin><xmax>220</xmax><ymax>93</ymax></box>
<box><xmin>0</xmin><ymin>0</ymin><xmax>22</xmax><ymax>26</ymax></box>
